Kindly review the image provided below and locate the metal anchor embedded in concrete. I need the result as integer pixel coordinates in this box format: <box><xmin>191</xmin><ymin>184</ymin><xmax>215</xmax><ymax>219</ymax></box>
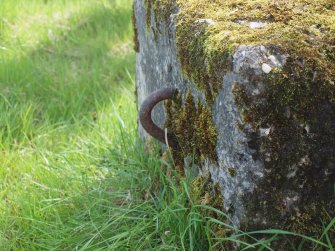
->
<box><xmin>139</xmin><ymin>87</ymin><xmax>179</xmax><ymax>149</ymax></box>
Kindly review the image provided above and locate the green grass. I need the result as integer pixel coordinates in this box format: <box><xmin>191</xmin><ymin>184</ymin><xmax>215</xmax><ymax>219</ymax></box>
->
<box><xmin>0</xmin><ymin>0</ymin><xmax>334</xmax><ymax>250</ymax></box>
<box><xmin>0</xmin><ymin>0</ymin><xmax>137</xmax><ymax>249</ymax></box>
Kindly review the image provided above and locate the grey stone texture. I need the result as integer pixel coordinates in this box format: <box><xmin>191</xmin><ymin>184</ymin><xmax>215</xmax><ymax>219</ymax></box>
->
<box><xmin>134</xmin><ymin>0</ymin><xmax>335</xmax><ymax>236</ymax></box>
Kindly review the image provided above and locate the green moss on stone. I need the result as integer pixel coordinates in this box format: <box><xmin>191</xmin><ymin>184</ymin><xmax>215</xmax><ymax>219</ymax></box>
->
<box><xmin>164</xmin><ymin>90</ymin><xmax>218</xmax><ymax>169</ymax></box>
<box><xmin>146</xmin><ymin>0</ymin><xmax>335</xmax><ymax>103</ymax></box>
<box><xmin>144</xmin><ymin>0</ymin><xmax>175</xmax><ymax>31</ymax></box>
<box><xmin>228</xmin><ymin>168</ymin><xmax>236</xmax><ymax>177</ymax></box>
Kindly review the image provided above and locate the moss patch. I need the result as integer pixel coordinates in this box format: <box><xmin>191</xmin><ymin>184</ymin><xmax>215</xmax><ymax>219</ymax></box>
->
<box><xmin>146</xmin><ymin>0</ymin><xmax>335</xmax><ymax>103</ymax></box>
<box><xmin>228</xmin><ymin>168</ymin><xmax>236</xmax><ymax>177</ymax></box>
<box><xmin>164</xmin><ymin>90</ymin><xmax>218</xmax><ymax>170</ymax></box>
<box><xmin>144</xmin><ymin>0</ymin><xmax>176</xmax><ymax>31</ymax></box>
<box><xmin>177</xmin><ymin>0</ymin><xmax>335</xmax><ymax>101</ymax></box>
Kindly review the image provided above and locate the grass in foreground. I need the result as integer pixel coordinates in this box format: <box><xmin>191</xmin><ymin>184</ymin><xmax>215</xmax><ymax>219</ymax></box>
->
<box><xmin>0</xmin><ymin>0</ymin><xmax>136</xmax><ymax>249</ymax></box>
<box><xmin>0</xmin><ymin>0</ymin><xmax>334</xmax><ymax>250</ymax></box>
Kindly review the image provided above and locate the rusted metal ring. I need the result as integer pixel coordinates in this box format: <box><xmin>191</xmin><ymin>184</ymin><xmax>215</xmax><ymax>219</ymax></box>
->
<box><xmin>139</xmin><ymin>87</ymin><xmax>179</xmax><ymax>149</ymax></box>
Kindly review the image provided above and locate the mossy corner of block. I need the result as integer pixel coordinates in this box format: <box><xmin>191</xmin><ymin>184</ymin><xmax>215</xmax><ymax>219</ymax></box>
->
<box><xmin>145</xmin><ymin>0</ymin><xmax>335</xmax><ymax>102</ymax></box>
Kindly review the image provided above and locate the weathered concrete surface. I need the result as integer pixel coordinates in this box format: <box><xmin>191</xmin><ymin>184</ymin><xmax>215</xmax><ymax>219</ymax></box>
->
<box><xmin>135</xmin><ymin>1</ymin><xmax>191</xmax><ymax>139</ymax></box>
<box><xmin>134</xmin><ymin>0</ymin><xmax>335</xmax><ymax>240</ymax></box>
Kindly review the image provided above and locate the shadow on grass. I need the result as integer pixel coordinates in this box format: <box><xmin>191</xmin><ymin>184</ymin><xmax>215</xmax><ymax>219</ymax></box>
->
<box><xmin>0</xmin><ymin>1</ymin><xmax>135</xmax><ymax>141</ymax></box>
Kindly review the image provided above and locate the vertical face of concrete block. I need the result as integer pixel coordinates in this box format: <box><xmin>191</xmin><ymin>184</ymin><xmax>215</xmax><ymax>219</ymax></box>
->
<box><xmin>134</xmin><ymin>0</ymin><xmax>335</xmax><ymax>236</ymax></box>
<box><xmin>134</xmin><ymin>0</ymin><xmax>186</xmax><ymax>139</ymax></box>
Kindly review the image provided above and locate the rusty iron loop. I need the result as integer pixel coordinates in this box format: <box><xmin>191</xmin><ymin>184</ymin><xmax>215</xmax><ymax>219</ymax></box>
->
<box><xmin>139</xmin><ymin>87</ymin><xmax>179</xmax><ymax>149</ymax></box>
